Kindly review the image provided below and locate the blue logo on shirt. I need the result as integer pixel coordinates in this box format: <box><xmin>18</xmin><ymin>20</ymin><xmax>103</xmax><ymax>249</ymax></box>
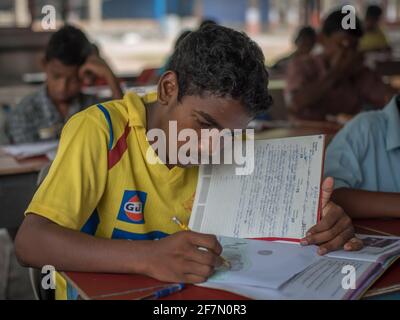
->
<box><xmin>117</xmin><ymin>190</ymin><xmax>147</xmax><ymax>224</ymax></box>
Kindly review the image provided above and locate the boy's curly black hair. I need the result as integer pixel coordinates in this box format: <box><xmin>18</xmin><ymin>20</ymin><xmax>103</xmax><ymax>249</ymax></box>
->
<box><xmin>45</xmin><ymin>25</ymin><xmax>92</xmax><ymax>66</ymax></box>
<box><xmin>166</xmin><ymin>24</ymin><xmax>272</xmax><ymax>117</ymax></box>
<box><xmin>322</xmin><ymin>9</ymin><xmax>364</xmax><ymax>38</ymax></box>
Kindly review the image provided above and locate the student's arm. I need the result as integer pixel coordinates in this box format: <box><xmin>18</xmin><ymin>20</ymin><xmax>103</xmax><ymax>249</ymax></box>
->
<box><xmin>288</xmin><ymin>70</ymin><xmax>338</xmax><ymax>113</ymax></box>
<box><xmin>332</xmin><ymin>188</ymin><xmax>400</xmax><ymax>219</ymax></box>
<box><xmin>358</xmin><ymin>68</ymin><xmax>396</xmax><ymax>109</ymax></box>
<box><xmin>79</xmin><ymin>55</ymin><xmax>123</xmax><ymax>99</ymax></box>
<box><xmin>16</xmin><ymin>214</ymin><xmax>223</xmax><ymax>283</ymax></box>
<box><xmin>288</xmin><ymin>50</ymin><xmax>360</xmax><ymax>114</ymax></box>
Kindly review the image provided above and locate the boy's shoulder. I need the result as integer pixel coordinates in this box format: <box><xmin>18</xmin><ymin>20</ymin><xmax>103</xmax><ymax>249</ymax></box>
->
<box><xmin>68</xmin><ymin>92</ymin><xmax>152</xmax><ymax>135</ymax></box>
<box><xmin>68</xmin><ymin>98</ymin><xmax>127</xmax><ymax>130</ymax></box>
<box><xmin>338</xmin><ymin>109</ymin><xmax>388</xmax><ymax>147</ymax></box>
<box><xmin>346</xmin><ymin>109</ymin><xmax>387</xmax><ymax>133</ymax></box>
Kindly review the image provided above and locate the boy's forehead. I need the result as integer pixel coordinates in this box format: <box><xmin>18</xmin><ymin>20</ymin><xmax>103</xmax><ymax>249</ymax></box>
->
<box><xmin>182</xmin><ymin>94</ymin><xmax>251</xmax><ymax>129</ymax></box>
<box><xmin>45</xmin><ymin>59</ymin><xmax>80</xmax><ymax>74</ymax></box>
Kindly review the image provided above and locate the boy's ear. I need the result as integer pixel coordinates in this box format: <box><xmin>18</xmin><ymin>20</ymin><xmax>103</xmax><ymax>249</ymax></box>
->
<box><xmin>157</xmin><ymin>71</ymin><xmax>179</xmax><ymax>106</ymax></box>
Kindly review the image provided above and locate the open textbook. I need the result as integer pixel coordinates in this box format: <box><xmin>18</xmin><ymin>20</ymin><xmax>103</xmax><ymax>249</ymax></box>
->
<box><xmin>188</xmin><ymin>135</ymin><xmax>399</xmax><ymax>299</ymax></box>
<box><xmin>200</xmin><ymin>235</ymin><xmax>400</xmax><ymax>300</ymax></box>
<box><xmin>189</xmin><ymin>135</ymin><xmax>325</xmax><ymax>240</ymax></box>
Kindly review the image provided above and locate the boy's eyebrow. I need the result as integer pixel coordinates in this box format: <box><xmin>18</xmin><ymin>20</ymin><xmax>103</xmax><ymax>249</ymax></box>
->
<box><xmin>194</xmin><ymin>110</ymin><xmax>224</xmax><ymax>130</ymax></box>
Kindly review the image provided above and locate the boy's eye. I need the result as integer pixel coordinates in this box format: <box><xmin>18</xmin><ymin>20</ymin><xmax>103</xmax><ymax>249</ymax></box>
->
<box><xmin>197</xmin><ymin>119</ymin><xmax>213</xmax><ymax>128</ymax></box>
<box><xmin>201</xmin><ymin>122</ymin><xmax>213</xmax><ymax>128</ymax></box>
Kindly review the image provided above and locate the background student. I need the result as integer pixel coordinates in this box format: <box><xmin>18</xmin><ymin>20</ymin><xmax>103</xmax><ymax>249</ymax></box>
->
<box><xmin>272</xmin><ymin>26</ymin><xmax>317</xmax><ymax>74</ymax></box>
<box><xmin>285</xmin><ymin>9</ymin><xmax>394</xmax><ymax>121</ymax></box>
<box><xmin>360</xmin><ymin>4</ymin><xmax>392</xmax><ymax>54</ymax></box>
<box><xmin>7</xmin><ymin>25</ymin><xmax>123</xmax><ymax>144</ymax></box>
<box><xmin>325</xmin><ymin>95</ymin><xmax>400</xmax><ymax>219</ymax></box>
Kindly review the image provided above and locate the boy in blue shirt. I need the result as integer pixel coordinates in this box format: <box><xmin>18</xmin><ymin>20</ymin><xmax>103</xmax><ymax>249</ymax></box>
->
<box><xmin>325</xmin><ymin>95</ymin><xmax>400</xmax><ymax>218</ymax></box>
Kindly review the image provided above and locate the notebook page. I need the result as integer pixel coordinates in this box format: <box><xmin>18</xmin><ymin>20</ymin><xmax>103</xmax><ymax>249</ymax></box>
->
<box><xmin>326</xmin><ymin>235</ymin><xmax>400</xmax><ymax>263</ymax></box>
<box><xmin>189</xmin><ymin>135</ymin><xmax>325</xmax><ymax>239</ymax></box>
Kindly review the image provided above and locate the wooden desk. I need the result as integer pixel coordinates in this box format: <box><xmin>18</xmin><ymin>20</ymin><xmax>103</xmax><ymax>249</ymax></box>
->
<box><xmin>376</xmin><ymin>60</ymin><xmax>400</xmax><ymax>77</ymax></box>
<box><xmin>354</xmin><ymin>219</ymin><xmax>400</xmax><ymax>298</ymax></box>
<box><xmin>0</xmin><ymin>150</ymin><xmax>49</xmax><ymax>229</ymax></box>
<box><xmin>0</xmin><ymin>150</ymin><xmax>49</xmax><ymax>176</ymax></box>
<box><xmin>61</xmin><ymin>219</ymin><xmax>400</xmax><ymax>300</ymax></box>
<box><xmin>61</xmin><ymin>272</ymin><xmax>247</xmax><ymax>300</ymax></box>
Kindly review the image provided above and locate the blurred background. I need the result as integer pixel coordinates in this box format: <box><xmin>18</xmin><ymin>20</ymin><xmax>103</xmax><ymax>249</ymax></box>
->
<box><xmin>0</xmin><ymin>0</ymin><xmax>399</xmax><ymax>122</ymax></box>
<box><xmin>0</xmin><ymin>0</ymin><xmax>400</xmax><ymax>300</ymax></box>
<box><xmin>0</xmin><ymin>0</ymin><xmax>399</xmax><ymax>82</ymax></box>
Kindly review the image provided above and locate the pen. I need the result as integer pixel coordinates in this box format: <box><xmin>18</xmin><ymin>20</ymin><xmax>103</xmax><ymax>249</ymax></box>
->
<box><xmin>139</xmin><ymin>283</ymin><xmax>185</xmax><ymax>300</ymax></box>
<box><xmin>172</xmin><ymin>216</ymin><xmax>190</xmax><ymax>231</ymax></box>
<box><xmin>172</xmin><ymin>216</ymin><xmax>231</xmax><ymax>269</ymax></box>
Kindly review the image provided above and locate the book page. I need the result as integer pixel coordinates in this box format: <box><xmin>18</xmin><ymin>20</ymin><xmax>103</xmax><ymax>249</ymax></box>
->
<box><xmin>200</xmin><ymin>257</ymin><xmax>377</xmax><ymax>300</ymax></box>
<box><xmin>279</xmin><ymin>257</ymin><xmax>378</xmax><ymax>300</ymax></box>
<box><xmin>206</xmin><ymin>236</ymin><xmax>319</xmax><ymax>289</ymax></box>
<box><xmin>189</xmin><ymin>135</ymin><xmax>325</xmax><ymax>239</ymax></box>
<box><xmin>326</xmin><ymin>235</ymin><xmax>400</xmax><ymax>263</ymax></box>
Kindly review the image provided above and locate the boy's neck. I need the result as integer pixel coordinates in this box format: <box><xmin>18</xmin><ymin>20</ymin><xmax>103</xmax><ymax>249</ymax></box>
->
<box><xmin>55</xmin><ymin>102</ymin><xmax>70</xmax><ymax>120</ymax></box>
<box><xmin>45</xmin><ymin>86</ymin><xmax>71</xmax><ymax>120</ymax></box>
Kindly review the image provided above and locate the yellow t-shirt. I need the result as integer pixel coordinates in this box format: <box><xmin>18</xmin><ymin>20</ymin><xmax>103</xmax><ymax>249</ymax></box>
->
<box><xmin>359</xmin><ymin>27</ymin><xmax>390</xmax><ymax>52</ymax></box>
<box><xmin>26</xmin><ymin>92</ymin><xmax>198</xmax><ymax>299</ymax></box>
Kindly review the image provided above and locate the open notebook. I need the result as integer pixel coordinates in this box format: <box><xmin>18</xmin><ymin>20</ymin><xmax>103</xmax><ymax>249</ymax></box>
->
<box><xmin>200</xmin><ymin>235</ymin><xmax>400</xmax><ymax>300</ymax></box>
<box><xmin>189</xmin><ymin>135</ymin><xmax>325</xmax><ymax>241</ymax></box>
<box><xmin>188</xmin><ymin>135</ymin><xmax>399</xmax><ymax>299</ymax></box>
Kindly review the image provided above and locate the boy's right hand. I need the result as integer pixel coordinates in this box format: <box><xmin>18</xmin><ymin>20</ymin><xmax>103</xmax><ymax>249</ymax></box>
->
<box><xmin>145</xmin><ymin>231</ymin><xmax>224</xmax><ymax>283</ymax></box>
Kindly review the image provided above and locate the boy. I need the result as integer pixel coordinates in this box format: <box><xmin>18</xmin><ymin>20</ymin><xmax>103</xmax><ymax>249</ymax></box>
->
<box><xmin>324</xmin><ymin>95</ymin><xmax>400</xmax><ymax>219</ymax></box>
<box><xmin>359</xmin><ymin>4</ymin><xmax>391</xmax><ymax>53</ymax></box>
<box><xmin>15</xmin><ymin>24</ymin><xmax>362</xmax><ymax>300</ymax></box>
<box><xmin>285</xmin><ymin>10</ymin><xmax>393</xmax><ymax>121</ymax></box>
<box><xmin>8</xmin><ymin>25</ymin><xmax>122</xmax><ymax>144</ymax></box>
<box><xmin>271</xmin><ymin>26</ymin><xmax>317</xmax><ymax>74</ymax></box>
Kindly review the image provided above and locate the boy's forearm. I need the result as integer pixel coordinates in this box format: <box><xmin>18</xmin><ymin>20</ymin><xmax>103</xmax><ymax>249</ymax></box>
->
<box><xmin>332</xmin><ymin>188</ymin><xmax>400</xmax><ymax>219</ymax></box>
<box><xmin>15</xmin><ymin>214</ymin><xmax>152</xmax><ymax>275</ymax></box>
<box><xmin>290</xmin><ymin>72</ymin><xmax>337</xmax><ymax>113</ymax></box>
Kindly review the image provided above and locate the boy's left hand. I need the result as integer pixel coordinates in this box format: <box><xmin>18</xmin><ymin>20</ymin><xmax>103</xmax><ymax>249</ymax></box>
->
<box><xmin>301</xmin><ymin>177</ymin><xmax>363</xmax><ymax>255</ymax></box>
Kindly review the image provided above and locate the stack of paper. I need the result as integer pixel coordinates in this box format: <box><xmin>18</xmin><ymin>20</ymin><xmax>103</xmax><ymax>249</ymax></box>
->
<box><xmin>2</xmin><ymin>140</ymin><xmax>58</xmax><ymax>160</ymax></box>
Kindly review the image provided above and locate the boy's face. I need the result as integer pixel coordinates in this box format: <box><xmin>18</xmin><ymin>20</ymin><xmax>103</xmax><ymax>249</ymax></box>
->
<box><xmin>297</xmin><ymin>37</ymin><xmax>316</xmax><ymax>55</ymax></box>
<box><xmin>44</xmin><ymin>59</ymin><xmax>82</xmax><ymax>105</ymax></box>
<box><xmin>156</xmin><ymin>72</ymin><xmax>253</xmax><ymax>167</ymax></box>
<box><xmin>322</xmin><ymin>31</ymin><xmax>359</xmax><ymax>57</ymax></box>
<box><xmin>365</xmin><ymin>16</ymin><xmax>380</xmax><ymax>30</ymax></box>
